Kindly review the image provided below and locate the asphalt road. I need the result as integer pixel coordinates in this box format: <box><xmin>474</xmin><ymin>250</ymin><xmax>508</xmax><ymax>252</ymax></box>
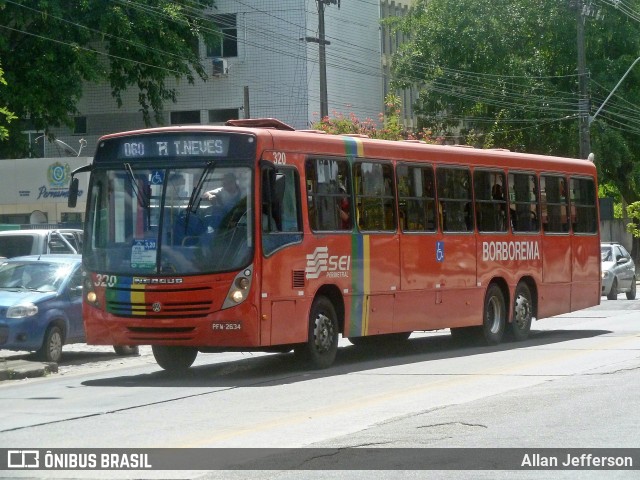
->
<box><xmin>1</xmin><ymin>296</ymin><xmax>639</xmax><ymax>479</ymax></box>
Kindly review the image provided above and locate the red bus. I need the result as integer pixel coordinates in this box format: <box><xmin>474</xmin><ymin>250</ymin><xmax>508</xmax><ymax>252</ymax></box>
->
<box><xmin>68</xmin><ymin>118</ymin><xmax>600</xmax><ymax>371</ymax></box>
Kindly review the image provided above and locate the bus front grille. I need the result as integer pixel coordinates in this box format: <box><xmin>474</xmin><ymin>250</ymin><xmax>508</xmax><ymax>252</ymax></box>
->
<box><xmin>106</xmin><ymin>300</ymin><xmax>212</xmax><ymax>318</ymax></box>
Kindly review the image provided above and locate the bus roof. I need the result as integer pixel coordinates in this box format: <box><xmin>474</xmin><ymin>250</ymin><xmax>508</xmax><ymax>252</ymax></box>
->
<box><xmin>96</xmin><ymin>119</ymin><xmax>596</xmax><ymax>175</ymax></box>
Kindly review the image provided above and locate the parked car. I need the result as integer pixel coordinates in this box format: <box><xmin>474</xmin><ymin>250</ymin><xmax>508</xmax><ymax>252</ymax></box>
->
<box><xmin>0</xmin><ymin>229</ymin><xmax>83</xmax><ymax>258</ymax></box>
<box><xmin>0</xmin><ymin>255</ymin><xmax>138</xmax><ymax>362</ymax></box>
<box><xmin>601</xmin><ymin>242</ymin><xmax>636</xmax><ymax>300</ymax></box>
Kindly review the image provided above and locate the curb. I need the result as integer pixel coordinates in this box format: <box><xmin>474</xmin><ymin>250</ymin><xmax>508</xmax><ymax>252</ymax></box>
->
<box><xmin>0</xmin><ymin>360</ymin><xmax>58</xmax><ymax>381</ymax></box>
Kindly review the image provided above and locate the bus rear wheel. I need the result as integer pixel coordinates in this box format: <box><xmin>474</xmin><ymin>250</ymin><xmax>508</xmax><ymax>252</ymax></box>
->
<box><xmin>295</xmin><ymin>296</ymin><xmax>338</xmax><ymax>369</ymax></box>
<box><xmin>482</xmin><ymin>284</ymin><xmax>506</xmax><ymax>345</ymax></box>
<box><xmin>509</xmin><ymin>283</ymin><xmax>533</xmax><ymax>341</ymax></box>
<box><xmin>152</xmin><ymin>345</ymin><xmax>198</xmax><ymax>371</ymax></box>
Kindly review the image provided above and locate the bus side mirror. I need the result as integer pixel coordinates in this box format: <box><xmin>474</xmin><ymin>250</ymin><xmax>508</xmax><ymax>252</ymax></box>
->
<box><xmin>68</xmin><ymin>177</ymin><xmax>79</xmax><ymax>208</ymax></box>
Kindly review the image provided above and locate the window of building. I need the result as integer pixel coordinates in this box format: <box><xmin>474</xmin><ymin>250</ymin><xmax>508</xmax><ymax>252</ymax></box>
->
<box><xmin>209</xmin><ymin>108</ymin><xmax>240</xmax><ymax>124</ymax></box>
<box><xmin>170</xmin><ymin>110</ymin><xmax>201</xmax><ymax>125</ymax></box>
<box><xmin>61</xmin><ymin>212</ymin><xmax>83</xmax><ymax>225</ymax></box>
<box><xmin>207</xmin><ymin>14</ymin><xmax>238</xmax><ymax>58</ymax></box>
<box><xmin>305</xmin><ymin>158</ymin><xmax>352</xmax><ymax>231</ymax></box>
<box><xmin>437</xmin><ymin>167</ymin><xmax>472</xmax><ymax>232</ymax></box>
<box><xmin>73</xmin><ymin>116</ymin><xmax>87</xmax><ymax>135</ymax></box>
<box><xmin>474</xmin><ymin>169</ymin><xmax>507</xmax><ymax>233</ymax></box>
<box><xmin>397</xmin><ymin>163</ymin><xmax>436</xmax><ymax>232</ymax></box>
<box><xmin>540</xmin><ymin>175</ymin><xmax>569</xmax><ymax>233</ymax></box>
<box><xmin>508</xmin><ymin>172</ymin><xmax>539</xmax><ymax>233</ymax></box>
<box><xmin>23</xmin><ymin>131</ymin><xmax>44</xmax><ymax>158</ymax></box>
<box><xmin>570</xmin><ymin>177</ymin><xmax>597</xmax><ymax>234</ymax></box>
<box><xmin>354</xmin><ymin>161</ymin><xmax>395</xmax><ymax>231</ymax></box>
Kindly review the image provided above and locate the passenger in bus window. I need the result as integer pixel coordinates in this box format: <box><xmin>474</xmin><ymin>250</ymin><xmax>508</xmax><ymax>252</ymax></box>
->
<box><xmin>492</xmin><ymin>183</ymin><xmax>506</xmax><ymax>231</ymax></box>
<box><xmin>337</xmin><ymin>185</ymin><xmax>351</xmax><ymax>229</ymax></box>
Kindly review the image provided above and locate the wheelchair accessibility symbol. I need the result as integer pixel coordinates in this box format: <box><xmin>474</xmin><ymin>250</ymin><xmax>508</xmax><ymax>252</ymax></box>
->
<box><xmin>150</xmin><ymin>170</ymin><xmax>164</xmax><ymax>185</ymax></box>
<box><xmin>436</xmin><ymin>241</ymin><xmax>445</xmax><ymax>262</ymax></box>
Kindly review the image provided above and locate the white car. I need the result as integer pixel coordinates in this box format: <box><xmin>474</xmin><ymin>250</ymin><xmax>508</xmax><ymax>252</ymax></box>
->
<box><xmin>601</xmin><ymin>242</ymin><xmax>636</xmax><ymax>300</ymax></box>
<box><xmin>0</xmin><ymin>229</ymin><xmax>83</xmax><ymax>258</ymax></box>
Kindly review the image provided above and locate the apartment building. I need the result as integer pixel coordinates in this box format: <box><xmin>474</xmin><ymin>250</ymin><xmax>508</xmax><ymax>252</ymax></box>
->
<box><xmin>42</xmin><ymin>0</ymin><xmax>386</xmax><ymax>158</ymax></box>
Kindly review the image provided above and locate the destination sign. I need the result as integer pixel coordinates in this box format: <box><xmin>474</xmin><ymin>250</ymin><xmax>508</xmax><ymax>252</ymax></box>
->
<box><xmin>117</xmin><ymin>135</ymin><xmax>230</xmax><ymax>159</ymax></box>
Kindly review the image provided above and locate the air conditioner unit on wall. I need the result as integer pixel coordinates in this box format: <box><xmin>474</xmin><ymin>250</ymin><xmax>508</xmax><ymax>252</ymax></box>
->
<box><xmin>212</xmin><ymin>58</ymin><xmax>228</xmax><ymax>76</ymax></box>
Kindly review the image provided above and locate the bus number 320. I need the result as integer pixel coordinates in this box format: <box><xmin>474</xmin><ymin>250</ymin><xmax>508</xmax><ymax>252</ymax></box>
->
<box><xmin>94</xmin><ymin>274</ymin><xmax>117</xmax><ymax>287</ymax></box>
<box><xmin>273</xmin><ymin>151</ymin><xmax>287</xmax><ymax>164</ymax></box>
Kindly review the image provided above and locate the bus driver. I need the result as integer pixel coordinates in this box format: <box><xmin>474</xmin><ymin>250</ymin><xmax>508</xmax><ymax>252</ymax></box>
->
<box><xmin>203</xmin><ymin>172</ymin><xmax>242</xmax><ymax>212</ymax></box>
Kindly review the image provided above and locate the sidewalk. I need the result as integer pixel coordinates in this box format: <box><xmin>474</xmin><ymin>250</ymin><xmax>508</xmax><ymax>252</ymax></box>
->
<box><xmin>0</xmin><ymin>358</ymin><xmax>58</xmax><ymax>381</ymax></box>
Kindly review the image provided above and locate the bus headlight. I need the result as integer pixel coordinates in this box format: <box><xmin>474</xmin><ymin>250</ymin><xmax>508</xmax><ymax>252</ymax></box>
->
<box><xmin>222</xmin><ymin>265</ymin><xmax>253</xmax><ymax>309</ymax></box>
<box><xmin>230</xmin><ymin>289</ymin><xmax>245</xmax><ymax>303</ymax></box>
<box><xmin>84</xmin><ymin>277</ymin><xmax>100</xmax><ymax>307</ymax></box>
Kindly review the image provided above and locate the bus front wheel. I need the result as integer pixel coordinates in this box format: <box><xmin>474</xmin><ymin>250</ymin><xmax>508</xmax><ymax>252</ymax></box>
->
<box><xmin>152</xmin><ymin>345</ymin><xmax>198</xmax><ymax>371</ymax></box>
<box><xmin>482</xmin><ymin>284</ymin><xmax>506</xmax><ymax>345</ymax></box>
<box><xmin>295</xmin><ymin>296</ymin><xmax>338</xmax><ymax>369</ymax></box>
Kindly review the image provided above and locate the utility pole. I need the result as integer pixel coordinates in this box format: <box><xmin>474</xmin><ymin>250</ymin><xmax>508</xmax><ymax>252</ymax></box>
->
<box><xmin>576</xmin><ymin>0</ymin><xmax>590</xmax><ymax>159</ymax></box>
<box><xmin>305</xmin><ymin>1</ymin><xmax>340</xmax><ymax>119</ymax></box>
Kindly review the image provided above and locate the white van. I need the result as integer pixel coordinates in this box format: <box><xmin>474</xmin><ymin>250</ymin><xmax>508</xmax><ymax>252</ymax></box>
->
<box><xmin>0</xmin><ymin>229</ymin><xmax>83</xmax><ymax>258</ymax></box>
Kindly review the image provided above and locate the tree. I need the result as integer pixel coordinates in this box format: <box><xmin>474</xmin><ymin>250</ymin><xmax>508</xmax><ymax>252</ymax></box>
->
<box><xmin>0</xmin><ymin>62</ymin><xmax>16</xmax><ymax>141</ymax></box>
<box><xmin>388</xmin><ymin>0</ymin><xmax>640</xmax><ymax>205</ymax></box>
<box><xmin>0</xmin><ymin>0</ymin><xmax>217</xmax><ymax>157</ymax></box>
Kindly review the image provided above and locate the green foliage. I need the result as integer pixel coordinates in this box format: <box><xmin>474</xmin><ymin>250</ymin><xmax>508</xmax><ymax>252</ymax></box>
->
<box><xmin>0</xmin><ymin>0</ymin><xmax>216</xmax><ymax>157</ymax></box>
<box><xmin>0</xmin><ymin>63</ymin><xmax>16</xmax><ymax>141</ymax></box>
<box><xmin>626</xmin><ymin>201</ymin><xmax>640</xmax><ymax>237</ymax></box>
<box><xmin>389</xmin><ymin>0</ymin><xmax>640</xmax><ymax>204</ymax></box>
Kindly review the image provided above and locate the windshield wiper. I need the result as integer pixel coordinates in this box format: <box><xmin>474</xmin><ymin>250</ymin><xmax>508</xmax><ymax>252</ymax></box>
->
<box><xmin>187</xmin><ymin>161</ymin><xmax>215</xmax><ymax>214</ymax></box>
<box><xmin>124</xmin><ymin>163</ymin><xmax>149</xmax><ymax>208</ymax></box>
<box><xmin>184</xmin><ymin>161</ymin><xmax>215</xmax><ymax>231</ymax></box>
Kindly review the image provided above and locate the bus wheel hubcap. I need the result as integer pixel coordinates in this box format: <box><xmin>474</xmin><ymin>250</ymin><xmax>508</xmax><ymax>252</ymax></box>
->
<box><xmin>514</xmin><ymin>295</ymin><xmax>530</xmax><ymax>329</ymax></box>
<box><xmin>314</xmin><ymin>314</ymin><xmax>333</xmax><ymax>353</ymax></box>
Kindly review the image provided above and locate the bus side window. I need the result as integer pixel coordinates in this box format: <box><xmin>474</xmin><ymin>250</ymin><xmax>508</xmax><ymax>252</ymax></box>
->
<box><xmin>262</xmin><ymin>166</ymin><xmax>303</xmax><ymax>256</ymax></box>
<box><xmin>540</xmin><ymin>175</ymin><xmax>569</xmax><ymax>233</ymax></box>
<box><xmin>509</xmin><ymin>172</ymin><xmax>539</xmax><ymax>233</ymax></box>
<box><xmin>570</xmin><ymin>177</ymin><xmax>597</xmax><ymax>234</ymax></box>
<box><xmin>474</xmin><ymin>169</ymin><xmax>507</xmax><ymax>233</ymax></box>
<box><xmin>397</xmin><ymin>163</ymin><xmax>436</xmax><ymax>232</ymax></box>
<box><xmin>305</xmin><ymin>158</ymin><xmax>352</xmax><ymax>232</ymax></box>
<box><xmin>437</xmin><ymin>167</ymin><xmax>472</xmax><ymax>232</ymax></box>
<box><xmin>354</xmin><ymin>161</ymin><xmax>396</xmax><ymax>231</ymax></box>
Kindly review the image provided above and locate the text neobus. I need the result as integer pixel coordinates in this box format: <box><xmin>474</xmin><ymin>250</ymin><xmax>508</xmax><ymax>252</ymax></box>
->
<box><xmin>482</xmin><ymin>240</ymin><xmax>540</xmax><ymax>262</ymax></box>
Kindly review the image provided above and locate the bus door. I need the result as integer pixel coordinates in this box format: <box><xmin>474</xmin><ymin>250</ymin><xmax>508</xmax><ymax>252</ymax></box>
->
<box><xmin>540</xmin><ymin>175</ymin><xmax>572</xmax><ymax>316</ymax></box>
<box><xmin>396</xmin><ymin>163</ymin><xmax>439</xmax><ymax>331</ymax></box>
<box><xmin>568</xmin><ymin>177</ymin><xmax>600</xmax><ymax>310</ymax></box>
<box><xmin>259</xmin><ymin>158</ymin><xmax>307</xmax><ymax>346</ymax></box>
<box><xmin>430</xmin><ymin>166</ymin><xmax>479</xmax><ymax>328</ymax></box>
<box><xmin>351</xmin><ymin>161</ymin><xmax>400</xmax><ymax>337</ymax></box>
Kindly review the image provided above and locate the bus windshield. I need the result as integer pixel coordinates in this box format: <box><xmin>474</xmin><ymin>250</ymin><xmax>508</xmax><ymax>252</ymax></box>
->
<box><xmin>83</xmin><ymin>165</ymin><xmax>253</xmax><ymax>275</ymax></box>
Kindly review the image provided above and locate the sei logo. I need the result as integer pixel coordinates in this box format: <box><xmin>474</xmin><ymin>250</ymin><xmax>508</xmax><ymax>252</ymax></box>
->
<box><xmin>305</xmin><ymin>246</ymin><xmax>351</xmax><ymax>279</ymax></box>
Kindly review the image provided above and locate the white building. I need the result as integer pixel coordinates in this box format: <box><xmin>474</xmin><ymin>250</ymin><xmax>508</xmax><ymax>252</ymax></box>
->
<box><xmin>0</xmin><ymin>157</ymin><xmax>90</xmax><ymax>226</ymax></box>
<box><xmin>42</xmin><ymin>0</ymin><xmax>386</xmax><ymax>158</ymax></box>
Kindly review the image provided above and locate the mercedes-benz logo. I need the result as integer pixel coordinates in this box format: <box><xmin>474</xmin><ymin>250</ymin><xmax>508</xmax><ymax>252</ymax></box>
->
<box><xmin>152</xmin><ymin>302</ymin><xmax>162</xmax><ymax>312</ymax></box>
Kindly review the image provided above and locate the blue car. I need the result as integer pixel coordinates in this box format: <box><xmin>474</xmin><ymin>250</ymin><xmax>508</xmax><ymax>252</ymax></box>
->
<box><xmin>0</xmin><ymin>255</ymin><xmax>137</xmax><ymax>362</ymax></box>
